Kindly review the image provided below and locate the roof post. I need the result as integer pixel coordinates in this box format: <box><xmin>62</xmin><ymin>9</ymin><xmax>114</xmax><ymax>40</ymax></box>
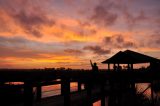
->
<box><xmin>108</xmin><ymin>63</ymin><xmax>110</xmax><ymax>71</ymax></box>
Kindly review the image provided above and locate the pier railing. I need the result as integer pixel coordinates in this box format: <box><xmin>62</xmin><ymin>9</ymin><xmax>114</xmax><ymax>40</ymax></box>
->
<box><xmin>0</xmin><ymin>68</ymin><xmax>160</xmax><ymax>106</ymax></box>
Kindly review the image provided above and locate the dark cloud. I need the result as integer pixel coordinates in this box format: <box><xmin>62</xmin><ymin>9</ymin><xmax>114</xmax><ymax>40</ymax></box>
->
<box><xmin>83</xmin><ymin>45</ymin><xmax>111</xmax><ymax>55</ymax></box>
<box><xmin>156</xmin><ymin>39</ymin><xmax>160</xmax><ymax>45</ymax></box>
<box><xmin>13</xmin><ymin>9</ymin><xmax>55</xmax><ymax>37</ymax></box>
<box><xmin>0</xmin><ymin>36</ymin><xmax>29</xmax><ymax>47</ymax></box>
<box><xmin>91</xmin><ymin>5</ymin><xmax>118</xmax><ymax>26</ymax></box>
<box><xmin>123</xmin><ymin>9</ymin><xmax>148</xmax><ymax>27</ymax></box>
<box><xmin>103</xmin><ymin>34</ymin><xmax>137</xmax><ymax>48</ymax></box>
<box><xmin>78</xmin><ymin>21</ymin><xmax>91</xmax><ymax>27</ymax></box>
<box><xmin>123</xmin><ymin>41</ymin><xmax>135</xmax><ymax>48</ymax></box>
<box><xmin>64</xmin><ymin>49</ymin><xmax>83</xmax><ymax>55</ymax></box>
<box><xmin>0</xmin><ymin>36</ymin><xmax>64</xmax><ymax>53</ymax></box>
<box><xmin>104</xmin><ymin>36</ymin><xmax>112</xmax><ymax>44</ymax></box>
<box><xmin>116</xmin><ymin>35</ymin><xmax>124</xmax><ymax>43</ymax></box>
<box><xmin>147</xmin><ymin>32</ymin><xmax>160</xmax><ymax>47</ymax></box>
<box><xmin>134</xmin><ymin>34</ymin><xmax>158</xmax><ymax>49</ymax></box>
<box><xmin>0</xmin><ymin>0</ymin><xmax>55</xmax><ymax>37</ymax></box>
<box><xmin>0</xmin><ymin>36</ymin><xmax>46</xmax><ymax>58</ymax></box>
<box><xmin>89</xmin><ymin>0</ymin><xmax>150</xmax><ymax>28</ymax></box>
<box><xmin>60</xmin><ymin>23</ymin><xmax>97</xmax><ymax>37</ymax></box>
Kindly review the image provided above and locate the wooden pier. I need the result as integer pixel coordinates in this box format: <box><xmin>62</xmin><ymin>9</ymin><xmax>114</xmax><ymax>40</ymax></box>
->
<box><xmin>0</xmin><ymin>69</ymin><xmax>160</xmax><ymax>106</ymax></box>
<box><xmin>0</xmin><ymin>50</ymin><xmax>160</xmax><ymax>106</ymax></box>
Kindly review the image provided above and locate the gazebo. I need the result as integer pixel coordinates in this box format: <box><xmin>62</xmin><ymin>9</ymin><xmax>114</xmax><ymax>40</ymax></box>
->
<box><xmin>102</xmin><ymin>50</ymin><xmax>160</xmax><ymax>105</ymax></box>
<box><xmin>102</xmin><ymin>50</ymin><xmax>160</xmax><ymax>71</ymax></box>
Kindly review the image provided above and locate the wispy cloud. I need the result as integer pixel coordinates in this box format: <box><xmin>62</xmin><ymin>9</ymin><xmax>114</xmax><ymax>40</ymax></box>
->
<box><xmin>0</xmin><ymin>0</ymin><xmax>55</xmax><ymax>37</ymax></box>
<box><xmin>91</xmin><ymin>5</ymin><xmax>118</xmax><ymax>26</ymax></box>
<box><xmin>0</xmin><ymin>0</ymin><xmax>160</xmax><ymax>69</ymax></box>
<box><xmin>103</xmin><ymin>34</ymin><xmax>137</xmax><ymax>49</ymax></box>
<box><xmin>83</xmin><ymin>45</ymin><xmax>111</xmax><ymax>55</ymax></box>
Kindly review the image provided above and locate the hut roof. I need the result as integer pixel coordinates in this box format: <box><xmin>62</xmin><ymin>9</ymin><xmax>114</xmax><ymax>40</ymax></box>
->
<box><xmin>102</xmin><ymin>50</ymin><xmax>160</xmax><ymax>64</ymax></box>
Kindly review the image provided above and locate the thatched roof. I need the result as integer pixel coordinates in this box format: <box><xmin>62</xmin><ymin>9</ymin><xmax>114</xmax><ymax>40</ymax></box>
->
<box><xmin>102</xmin><ymin>50</ymin><xmax>160</xmax><ymax>64</ymax></box>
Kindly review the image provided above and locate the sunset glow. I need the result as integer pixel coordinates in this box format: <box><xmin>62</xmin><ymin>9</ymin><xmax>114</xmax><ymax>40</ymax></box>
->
<box><xmin>0</xmin><ymin>0</ymin><xmax>160</xmax><ymax>69</ymax></box>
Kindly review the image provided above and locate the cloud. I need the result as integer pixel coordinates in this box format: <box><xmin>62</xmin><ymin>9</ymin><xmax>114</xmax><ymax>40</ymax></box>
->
<box><xmin>91</xmin><ymin>5</ymin><xmax>118</xmax><ymax>26</ymax></box>
<box><xmin>64</xmin><ymin>49</ymin><xmax>83</xmax><ymax>55</ymax></box>
<box><xmin>116</xmin><ymin>35</ymin><xmax>124</xmax><ymax>43</ymax></box>
<box><xmin>103</xmin><ymin>34</ymin><xmax>137</xmax><ymax>48</ymax></box>
<box><xmin>104</xmin><ymin>36</ymin><xmax>112</xmax><ymax>44</ymax></box>
<box><xmin>0</xmin><ymin>36</ymin><xmax>65</xmax><ymax>54</ymax></box>
<box><xmin>83</xmin><ymin>45</ymin><xmax>111</xmax><ymax>55</ymax></box>
<box><xmin>0</xmin><ymin>0</ymin><xmax>55</xmax><ymax>37</ymax></box>
<box><xmin>0</xmin><ymin>36</ymin><xmax>48</xmax><ymax>58</ymax></box>
<box><xmin>59</xmin><ymin>22</ymin><xmax>97</xmax><ymax>37</ymax></box>
<box><xmin>123</xmin><ymin>41</ymin><xmax>136</xmax><ymax>48</ymax></box>
<box><xmin>147</xmin><ymin>32</ymin><xmax>160</xmax><ymax>48</ymax></box>
<box><xmin>0</xmin><ymin>35</ymin><xmax>87</xmax><ymax>68</ymax></box>
<box><xmin>123</xmin><ymin>9</ymin><xmax>148</xmax><ymax>27</ymax></box>
<box><xmin>0</xmin><ymin>46</ymin><xmax>41</xmax><ymax>58</ymax></box>
<box><xmin>13</xmin><ymin>10</ymin><xmax>54</xmax><ymax>37</ymax></box>
<box><xmin>0</xmin><ymin>36</ymin><xmax>87</xmax><ymax>59</ymax></box>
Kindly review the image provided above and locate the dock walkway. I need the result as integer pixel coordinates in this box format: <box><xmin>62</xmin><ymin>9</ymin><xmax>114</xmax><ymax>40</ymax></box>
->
<box><xmin>13</xmin><ymin>86</ymin><xmax>108</xmax><ymax>106</ymax></box>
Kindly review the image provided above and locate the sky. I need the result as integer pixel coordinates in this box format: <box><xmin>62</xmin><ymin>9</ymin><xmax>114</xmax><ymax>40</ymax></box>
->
<box><xmin>0</xmin><ymin>0</ymin><xmax>160</xmax><ymax>69</ymax></box>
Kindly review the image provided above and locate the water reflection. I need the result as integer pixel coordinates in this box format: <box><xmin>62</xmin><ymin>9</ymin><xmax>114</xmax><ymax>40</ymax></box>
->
<box><xmin>41</xmin><ymin>82</ymin><xmax>152</xmax><ymax>106</ymax></box>
<box><xmin>93</xmin><ymin>100</ymin><xmax>101</xmax><ymax>106</ymax></box>
<box><xmin>136</xmin><ymin>83</ymin><xmax>151</xmax><ymax>98</ymax></box>
<box><xmin>5</xmin><ymin>81</ymin><xmax>157</xmax><ymax>106</ymax></box>
<box><xmin>42</xmin><ymin>82</ymin><xmax>79</xmax><ymax>98</ymax></box>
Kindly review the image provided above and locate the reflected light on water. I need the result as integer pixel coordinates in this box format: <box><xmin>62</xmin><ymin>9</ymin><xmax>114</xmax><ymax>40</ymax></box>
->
<box><xmin>41</xmin><ymin>82</ymin><xmax>151</xmax><ymax>105</ymax></box>
<box><xmin>42</xmin><ymin>82</ymin><xmax>79</xmax><ymax>98</ymax></box>
<box><xmin>93</xmin><ymin>100</ymin><xmax>101</xmax><ymax>106</ymax></box>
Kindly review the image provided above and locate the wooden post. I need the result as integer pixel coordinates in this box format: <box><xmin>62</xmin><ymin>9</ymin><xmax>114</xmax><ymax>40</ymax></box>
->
<box><xmin>128</xmin><ymin>64</ymin><xmax>130</xmax><ymax>71</ymax></box>
<box><xmin>101</xmin><ymin>81</ymin><xmax>105</xmax><ymax>106</ymax></box>
<box><xmin>130</xmin><ymin>63</ymin><xmax>136</xmax><ymax>105</ymax></box>
<box><xmin>118</xmin><ymin>64</ymin><xmax>120</xmax><ymax>71</ymax></box>
<box><xmin>131</xmin><ymin>64</ymin><xmax>133</xmax><ymax>70</ymax></box>
<box><xmin>61</xmin><ymin>78</ymin><xmax>70</xmax><ymax>106</ymax></box>
<box><xmin>86</xmin><ymin>82</ymin><xmax>93</xmax><ymax>106</ymax></box>
<box><xmin>151</xmin><ymin>82</ymin><xmax>154</xmax><ymax>105</ymax></box>
<box><xmin>108</xmin><ymin>63</ymin><xmax>110</xmax><ymax>71</ymax></box>
<box><xmin>78</xmin><ymin>81</ymin><xmax>81</xmax><ymax>91</ymax></box>
<box><xmin>36</xmin><ymin>85</ymin><xmax>42</xmax><ymax>101</ymax></box>
<box><xmin>61</xmin><ymin>81</ymin><xmax>64</xmax><ymax>95</ymax></box>
<box><xmin>130</xmin><ymin>64</ymin><xmax>135</xmax><ymax>92</ymax></box>
<box><xmin>24</xmin><ymin>81</ymin><xmax>33</xmax><ymax>106</ymax></box>
<box><xmin>108</xmin><ymin>80</ymin><xmax>115</xmax><ymax>106</ymax></box>
<box><xmin>114</xmin><ymin>64</ymin><xmax>116</xmax><ymax>71</ymax></box>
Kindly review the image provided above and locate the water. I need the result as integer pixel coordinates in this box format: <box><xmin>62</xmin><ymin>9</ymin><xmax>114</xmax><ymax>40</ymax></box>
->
<box><xmin>41</xmin><ymin>82</ymin><xmax>151</xmax><ymax>106</ymax></box>
<box><xmin>7</xmin><ymin>81</ymin><xmax>152</xmax><ymax>106</ymax></box>
<box><xmin>93</xmin><ymin>100</ymin><xmax>101</xmax><ymax>106</ymax></box>
<box><xmin>42</xmin><ymin>84</ymin><xmax>61</xmax><ymax>98</ymax></box>
<box><xmin>41</xmin><ymin>82</ymin><xmax>109</xmax><ymax>106</ymax></box>
<box><xmin>136</xmin><ymin>83</ymin><xmax>151</xmax><ymax>98</ymax></box>
<box><xmin>42</xmin><ymin>82</ymin><xmax>102</xmax><ymax>106</ymax></box>
<box><xmin>42</xmin><ymin>82</ymin><xmax>79</xmax><ymax>98</ymax></box>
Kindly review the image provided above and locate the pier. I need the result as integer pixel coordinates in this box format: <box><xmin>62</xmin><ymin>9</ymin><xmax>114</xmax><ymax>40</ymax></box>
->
<box><xmin>0</xmin><ymin>50</ymin><xmax>160</xmax><ymax>106</ymax></box>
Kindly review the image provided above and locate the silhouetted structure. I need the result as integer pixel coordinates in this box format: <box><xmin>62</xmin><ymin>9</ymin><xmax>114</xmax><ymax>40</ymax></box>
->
<box><xmin>0</xmin><ymin>50</ymin><xmax>160</xmax><ymax>106</ymax></box>
<box><xmin>102</xmin><ymin>50</ymin><xmax>160</xmax><ymax>106</ymax></box>
<box><xmin>102</xmin><ymin>50</ymin><xmax>160</xmax><ymax>71</ymax></box>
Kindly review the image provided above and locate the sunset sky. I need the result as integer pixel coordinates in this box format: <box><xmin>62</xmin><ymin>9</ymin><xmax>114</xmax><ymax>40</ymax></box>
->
<box><xmin>0</xmin><ymin>0</ymin><xmax>160</xmax><ymax>69</ymax></box>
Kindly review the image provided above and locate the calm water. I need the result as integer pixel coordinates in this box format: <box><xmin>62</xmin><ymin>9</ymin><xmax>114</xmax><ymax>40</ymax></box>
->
<box><xmin>42</xmin><ymin>82</ymin><xmax>101</xmax><ymax>106</ymax></box>
<box><xmin>8</xmin><ymin>81</ymin><xmax>151</xmax><ymax>106</ymax></box>
<box><xmin>42</xmin><ymin>82</ymin><xmax>79</xmax><ymax>98</ymax></box>
<box><xmin>41</xmin><ymin>82</ymin><xmax>151</xmax><ymax>106</ymax></box>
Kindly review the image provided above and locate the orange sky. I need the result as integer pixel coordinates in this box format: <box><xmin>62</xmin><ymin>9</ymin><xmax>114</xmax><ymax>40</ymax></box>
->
<box><xmin>0</xmin><ymin>0</ymin><xmax>160</xmax><ymax>69</ymax></box>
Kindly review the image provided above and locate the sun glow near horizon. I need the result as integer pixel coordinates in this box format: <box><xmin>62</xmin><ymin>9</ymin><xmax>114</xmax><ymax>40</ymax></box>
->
<box><xmin>0</xmin><ymin>0</ymin><xmax>160</xmax><ymax>69</ymax></box>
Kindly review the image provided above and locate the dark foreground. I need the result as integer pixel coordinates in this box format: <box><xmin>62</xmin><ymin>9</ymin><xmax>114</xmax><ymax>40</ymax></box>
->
<box><xmin>0</xmin><ymin>68</ymin><xmax>160</xmax><ymax>106</ymax></box>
